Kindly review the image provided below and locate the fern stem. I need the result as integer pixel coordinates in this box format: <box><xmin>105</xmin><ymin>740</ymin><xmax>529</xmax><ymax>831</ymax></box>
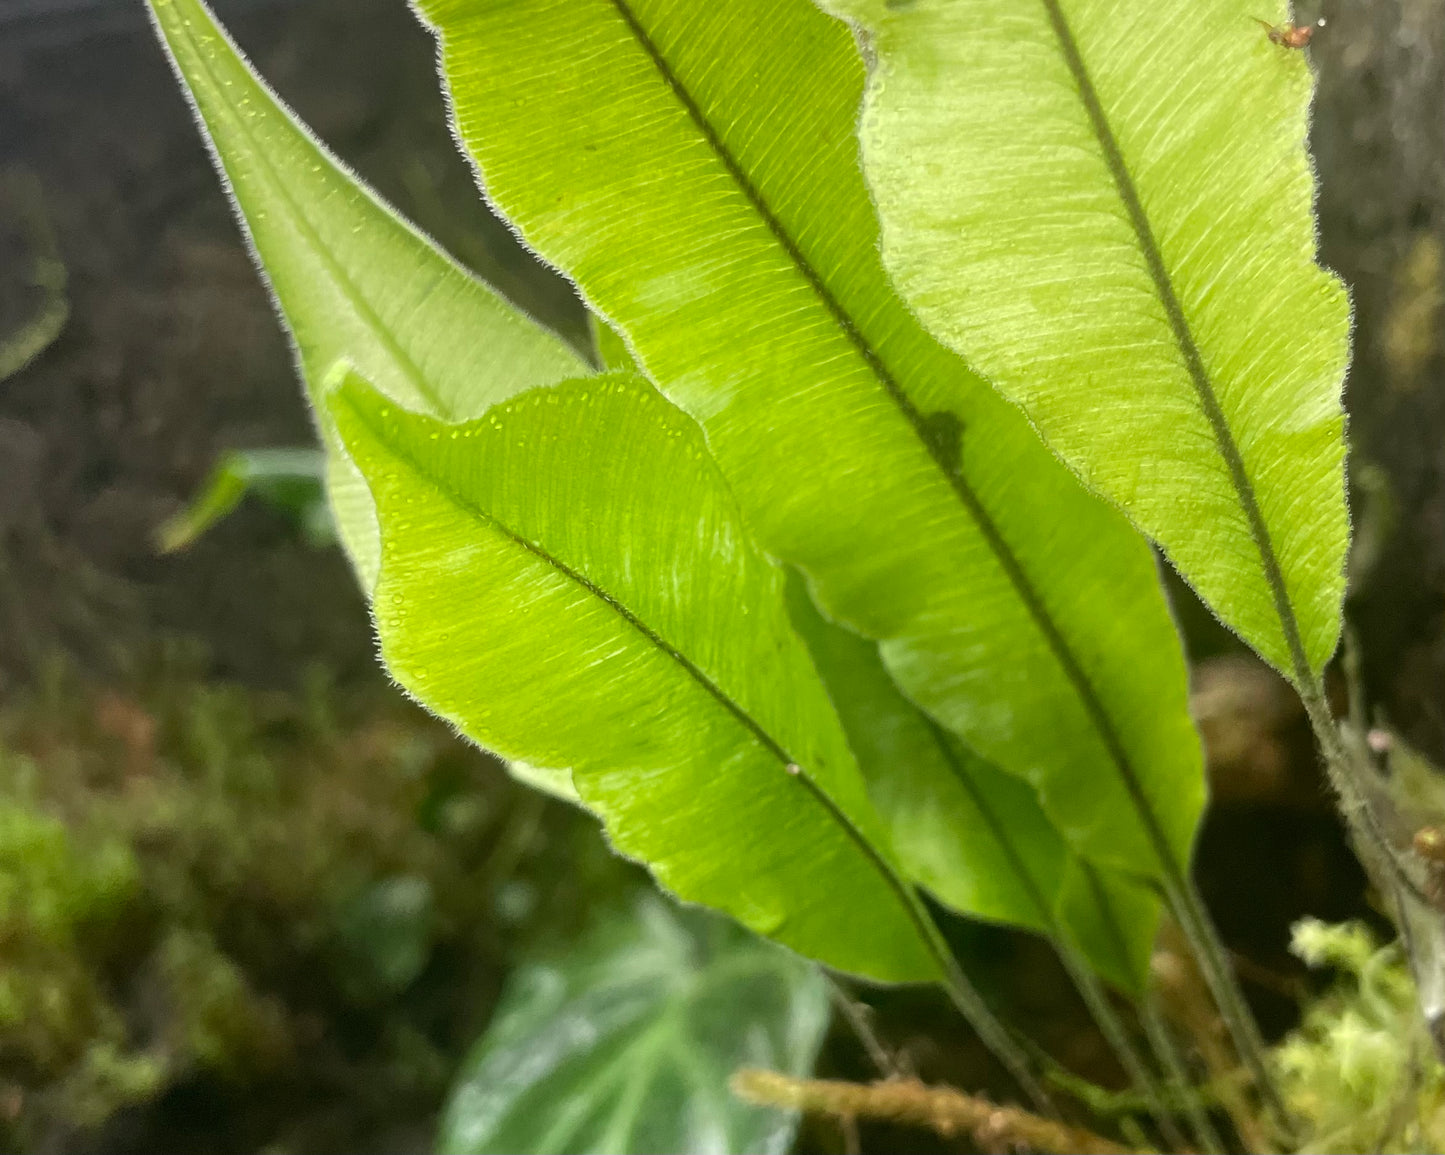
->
<box><xmin>1139</xmin><ymin>991</ymin><xmax>1228</xmax><ymax>1154</ymax></box>
<box><xmin>929</xmin><ymin>728</ymin><xmax>1189</xmax><ymax>1139</ymax></box>
<box><xmin>825</xmin><ymin>978</ymin><xmax>898</xmax><ymax>1077</ymax></box>
<box><xmin>915</xmin><ymin>906</ymin><xmax>1059</xmax><ymax>1117</ymax></box>
<box><xmin>1051</xmin><ymin>935</ymin><xmax>1191</xmax><ymax>1152</ymax></box>
<box><xmin>1297</xmin><ymin>682</ymin><xmax>1363</xmax><ymax>819</ymax></box>
<box><xmin>1159</xmin><ymin>871</ymin><xmax>1288</xmax><ymax>1133</ymax></box>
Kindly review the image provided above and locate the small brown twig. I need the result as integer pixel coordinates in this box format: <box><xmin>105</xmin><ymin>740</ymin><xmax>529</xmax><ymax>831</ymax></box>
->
<box><xmin>731</xmin><ymin>1069</ymin><xmax>1137</xmax><ymax>1155</ymax></box>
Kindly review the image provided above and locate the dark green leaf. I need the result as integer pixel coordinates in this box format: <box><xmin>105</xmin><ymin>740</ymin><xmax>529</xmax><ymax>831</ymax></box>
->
<box><xmin>437</xmin><ymin>892</ymin><xmax>830</xmax><ymax>1155</ymax></box>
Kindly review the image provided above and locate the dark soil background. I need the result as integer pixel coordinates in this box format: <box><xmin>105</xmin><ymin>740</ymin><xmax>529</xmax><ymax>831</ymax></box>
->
<box><xmin>1</xmin><ymin>0</ymin><xmax>1443</xmax><ymax>1151</ymax></box>
<box><xmin>0</xmin><ymin>0</ymin><xmax>585</xmax><ymax>691</ymax></box>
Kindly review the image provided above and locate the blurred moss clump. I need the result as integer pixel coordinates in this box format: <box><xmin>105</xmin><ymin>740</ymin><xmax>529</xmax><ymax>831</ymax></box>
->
<box><xmin>1277</xmin><ymin>917</ymin><xmax>1445</xmax><ymax>1154</ymax></box>
<box><xmin>0</xmin><ymin>644</ymin><xmax>628</xmax><ymax>1153</ymax></box>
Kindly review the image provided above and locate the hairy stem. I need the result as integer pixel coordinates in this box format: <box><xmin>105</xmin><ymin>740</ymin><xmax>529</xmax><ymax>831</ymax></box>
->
<box><xmin>731</xmin><ymin>1069</ymin><xmax>1133</xmax><ymax>1154</ymax></box>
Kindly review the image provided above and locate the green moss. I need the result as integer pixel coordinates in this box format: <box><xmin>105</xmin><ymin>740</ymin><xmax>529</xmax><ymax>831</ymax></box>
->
<box><xmin>1277</xmin><ymin>918</ymin><xmax>1445</xmax><ymax>1153</ymax></box>
<box><xmin>0</xmin><ymin>784</ymin><xmax>138</xmax><ymax>1080</ymax></box>
<box><xmin>54</xmin><ymin>1042</ymin><xmax>168</xmax><ymax>1130</ymax></box>
<box><xmin>0</xmin><ymin>766</ymin><xmax>138</xmax><ymax>938</ymax></box>
<box><xmin>155</xmin><ymin>929</ymin><xmax>294</xmax><ymax>1077</ymax></box>
<box><xmin>0</xmin><ymin>647</ymin><xmax>632</xmax><ymax>1151</ymax></box>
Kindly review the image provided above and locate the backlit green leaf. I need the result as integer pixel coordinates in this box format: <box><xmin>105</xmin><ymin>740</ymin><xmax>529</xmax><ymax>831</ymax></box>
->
<box><xmin>506</xmin><ymin>761</ymin><xmax>581</xmax><ymax>806</ymax></box>
<box><xmin>437</xmin><ymin>892</ymin><xmax>829</xmax><ymax>1155</ymax></box>
<box><xmin>785</xmin><ymin>574</ymin><xmax>1158</xmax><ymax>992</ymax></box>
<box><xmin>824</xmin><ymin>0</ymin><xmax>1350</xmax><ymax>683</ymax></box>
<box><xmin>146</xmin><ymin>0</ymin><xmax>588</xmax><ymax>586</ymax></box>
<box><xmin>328</xmin><ymin>367</ymin><xmax>943</xmax><ymax>983</ymax></box>
<box><xmin>590</xmin><ymin>314</ymin><xmax>640</xmax><ymax>374</ymax></box>
<box><xmin>417</xmin><ymin>0</ymin><xmax>1203</xmax><ymax>881</ymax></box>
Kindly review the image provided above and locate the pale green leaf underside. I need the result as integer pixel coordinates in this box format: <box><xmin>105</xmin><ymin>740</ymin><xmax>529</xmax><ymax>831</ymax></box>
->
<box><xmin>828</xmin><ymin>0</ymin><xmax>1350</xmax><ymax>681</ymax></box>
<box><xmin>147</xmin><ymin>0</ymin><xmax>588</xmax><ymax>587</ymax></box>
<box><xmin>330</xmin><ymin>368</ymin><xmax>941</xmax><ymax>983</ymax></box>
<box><xmin>417</xmin><ymin>0</ymin><xmax>1204</xmax><ymax>879</ymax></box>
<box><xmin>438</xmin><ymin>893</ymin><xmax>829</xmax><ymax>1155</ymax></box>
<box><xmin>785</xmin><ymin>574</ymin><xmax>1158</xmax><ymax>992</ymax></box>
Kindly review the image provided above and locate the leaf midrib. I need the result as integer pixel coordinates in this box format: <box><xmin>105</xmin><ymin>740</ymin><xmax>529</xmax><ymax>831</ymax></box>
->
<box><xmin>924</xmin><ymin>719</ymin><xmax>1153</xmax><ymax>986</ymax></box>
<box><xmin>606</xmin><ymin>0</ymin><xmax>1168</xmax><ymax>871</ymax></box>
<box><xmin>1079</xmin><ymin>860</ymin><xmax>1143</xmax><ymax>979</ymax></box>
<box><xmin>348</xmin><ymin>393</ymin><xmax>945</xmax><ymax>972</ymax></box>
<box><xmin>1036</xmin><ymin>0</ymin><xmax>1313</xmax><ymax>689</ymax></box>
<box><xmin>540</xmin><ymin>956</ymin><xmax>781</xmax><ymax>1152</ymax></box>
<box><xmin>922</xmin><ymin>715</ymin><xmax>1059</xmax><ymax>925</ymax></box>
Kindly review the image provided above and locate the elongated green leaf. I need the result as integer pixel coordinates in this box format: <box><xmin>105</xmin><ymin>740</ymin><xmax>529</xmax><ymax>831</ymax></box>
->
<box><xmin>786</xmin><ymin>573</ymin><xmax>1062</xmax><ymax>932</ymax></box>
<box><xmin>0</xmin><ymin>171</ymin><xmax>68</xmax><ymax>382</ymax></box>
<box><xmin>147</xmin><ymin>0</ymin><xmax>589</xmax><ymax>585</ymax></box>
<box><xmin>438</xmin><ymin>892</ymin><xmax>829</xmax><ymax>1155</ymax></box>
<box><xmin>1057</xmin><ymin>861</ymin><xmax>1160</xmax><ymax>1003</ymax></box>
<box><xmin>157</xmin><ymin>448</ymin><xmax>332</xmax><ymax>552</ymax></box>
<box><xmin>417</xmin><ymin>0</ymin><xmax>1203</xmax><ymax>881</ymax></box>
<box><xmin>329</xmin><ymin>367</ymin><xmax>942</xmax><ymax>983</ymax></box>
<box><xmin>825</xmin><ymin>0</ymin><xmax>1350</xmax><ymax>683</ymax></box>
<box><xmin>785</xmin><ymin>574</ymin><xmax>1157</xmax><ymax>992</ymax></box>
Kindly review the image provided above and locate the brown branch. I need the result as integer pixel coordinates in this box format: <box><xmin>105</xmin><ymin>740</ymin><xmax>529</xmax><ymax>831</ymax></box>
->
<box><xmin>731</xmin><ymin>1069</ymin><xmax>1138</xmax><ymax>1155</ymax></box>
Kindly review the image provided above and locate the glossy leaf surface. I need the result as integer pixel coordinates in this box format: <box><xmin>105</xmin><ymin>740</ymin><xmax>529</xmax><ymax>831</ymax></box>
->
<box><xmin>825</xmin><ymin>0</ymin><xmax>1350</xmax><ymax>681</ymax></box>
<box><xmin>437</xmin><ymin>893</ymin><xmax>829</xmax><ymax>1155</ymax></box>
<box><xmin>418</xmin><ymin>0</ymin><xmax>1204</xmax><ymax>878</ymax></box>
<box><xmin>147</xmin><ymin>0</ymin><xmax>588</xmax><ymax>585</ymax></box>
<box><xmin>329</xmin><ymin>368</ymin><xmax>941</xmax><ymax>982</ymax></box>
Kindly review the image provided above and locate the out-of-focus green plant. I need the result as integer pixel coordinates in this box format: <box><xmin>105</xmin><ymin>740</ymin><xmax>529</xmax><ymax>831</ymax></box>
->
<box><xmin>0</xmin><ymin>169</ymin><xmax>68</xmax><ymax>381</ymax></box>
<box><xmin>0</xmin><ymin>651</ymin><xmax>628</xmax><ymax>1151</ymax></box>
<box><xmin>157</xmin><ymin>448</ymin><xmax>333</xmax><ymax>552</ymax></box>
<box><xmin>438</xmin><ymin>893</ymin><xmax>830</xmax><ymax>1155</ymax></box>
<box><xmin>0</xmin><ymin>790</ymin><xmax>146</xmax><ymax>1118</ymax></box>
<box><xmin>1278</xmin><ymin>919</ymin><xmax>1445</xmax><ymax>1154</ymax></box>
